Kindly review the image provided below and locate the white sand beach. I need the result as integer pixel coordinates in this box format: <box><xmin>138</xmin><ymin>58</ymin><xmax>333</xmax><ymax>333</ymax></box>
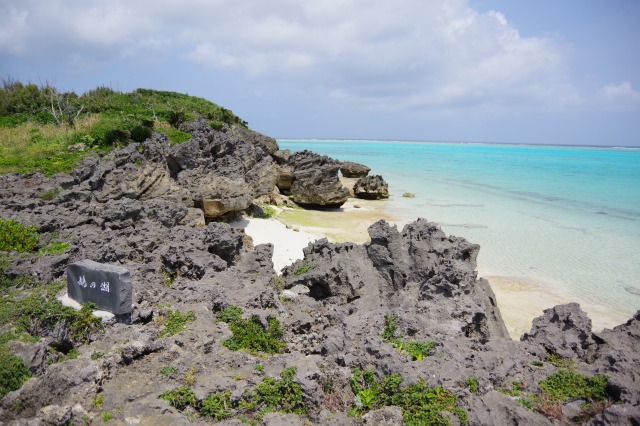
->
<box><xmin>233</xmin><ymin>201</ymin><xmax>629</xmax><ymax>340</ymax></box>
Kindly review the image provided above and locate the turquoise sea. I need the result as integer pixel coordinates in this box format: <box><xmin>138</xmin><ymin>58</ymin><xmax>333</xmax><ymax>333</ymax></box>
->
<box><xmin>278</xmin><ymin>140</ymin><xmax>640</xmax><ymax>329</ymax></box>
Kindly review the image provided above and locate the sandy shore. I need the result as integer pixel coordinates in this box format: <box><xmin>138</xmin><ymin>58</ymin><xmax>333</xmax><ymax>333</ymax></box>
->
<box><xmin>233</xmin><ymin>198</ymin><xmax>628</xmax><ymax>340</ymax></box>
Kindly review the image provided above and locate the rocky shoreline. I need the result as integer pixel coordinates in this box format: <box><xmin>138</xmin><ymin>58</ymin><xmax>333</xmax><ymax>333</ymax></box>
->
<box><xmin>0</xmin><ymin>123</ymin><xmax>638</xmax><ymax>425</ymax></box>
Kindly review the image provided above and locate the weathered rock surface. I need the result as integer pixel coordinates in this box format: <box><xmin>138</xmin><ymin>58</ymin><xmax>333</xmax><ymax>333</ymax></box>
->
<box><xmin>287</xmin><ymin>151</ymin><xmax>350</xmax><ymax>207</ymax></box>
<box><xmin>353</xmin><ymin>175</ymin><xmax>390</xmax><ymax>200</ymax></box>
<box><xmin>339</xmin><ymin>161</ymin><xmax>370</xmax><ymax>178</ymax></box>
<box><xmin>1</xmin><ymin>124</ymin><xmax>639</xmax><ymax>425</ymax></box>
<box><xmin>521</xmin><ymin>303</ymin><xmax>598</xmax><ymax>362</ymax></box>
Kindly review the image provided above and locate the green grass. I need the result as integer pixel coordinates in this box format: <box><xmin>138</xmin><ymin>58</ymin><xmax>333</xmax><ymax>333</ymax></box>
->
<box><xmin>217</xmin><ymin>306</ymin><xmax>285</xmax><ymax>355</ymax></box>
<box><xmin>382</xmin><ymin>314</ymin><xmax>436</xmax><ymax>361</ymax></box>
<box><xmin>157</xmin><ymin>310</ymin><xmax>195</xmax><ymax>338</ymax></box>
<box><xmin>349</xmin><ymin>369</ymin><xmax>467</xmax><ymax>425</ymax></box>
<box><xmin>0</xmin><ymin>82</ymin><xmax>248</xmax><ymax>176</ymax></box>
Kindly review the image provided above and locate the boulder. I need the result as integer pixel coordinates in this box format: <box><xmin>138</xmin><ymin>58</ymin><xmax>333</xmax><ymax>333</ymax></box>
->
<box><xmin>288</xmin><ymin>151</ymin><xmax>349</xmax><ymax>208</ymax></box>
<box><xmin>339</xmin><ymin>161</ymin><xmax>370</xmax><ymax>178</ymax></box>
<box><xmin>353</xmin><ymin>175</ymin><xmax>389</xmax><ymax>200</ymax></box>
<box><xmin>520</xmin><ymin>303</ymin><xmax>598</xmax><ymax>362</ymax></box>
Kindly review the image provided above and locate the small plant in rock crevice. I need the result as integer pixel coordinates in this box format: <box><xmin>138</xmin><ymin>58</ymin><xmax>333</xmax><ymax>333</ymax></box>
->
<box><xmin>382</xmin><ymin>314</ymin><xmax>436</xmax><ymax>361</ymax></box>
<box><xmin>216</xmin><ymin>306</ymin><xmax>285</xmax><ymax>355</ymax></box>
<box><xmin>157</xmin><ymin>309</ymin><xmax>195</xmax><ymax>338</ymax></box>
<box><xmin>500</xmin><ymin>364</ymin><xmax>613</xmax><ymax>423</ymax></box>
<box><xmin>349</xmin><ymin>369</ymin><xmax>468</xmax><ymax>425</ymax></box>
<box><xmin>159</xmin><ymin>367</ymin><xmax>305</xmax><ymax>422</ymax></box>
<box><xmin>293</xmin><ymin>264</ymin><xmax>312</xmax><ymax>276</ymax></box>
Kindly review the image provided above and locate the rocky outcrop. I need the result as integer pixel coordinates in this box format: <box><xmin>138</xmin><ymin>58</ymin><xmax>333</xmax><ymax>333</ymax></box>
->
<box><xmin>1</xmin><ymin>128</ymin><xmax>639</xmax><ymax>425</ymax></box>
<box><xmin>339</xmin><ymin>161</ymin><xmax>370</xmax><ymax>178</ymax></box>
<box><xmin>353</xmin><ymin>175</ymin><xmax>389</xmax><ymax>200</ymax></box>
<box><xmin>521</xmin><ymin>303</ymin><xmax>598</xmax><ymax>362</ymax></box>
<box><xmin>287</xmin><ymin>151</ymin><xmax>349</xmax><ymax>208</ymax></box>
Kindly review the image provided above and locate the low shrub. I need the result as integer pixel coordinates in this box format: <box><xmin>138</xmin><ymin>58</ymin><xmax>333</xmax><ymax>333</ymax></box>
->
<box><xmin>349</xmin><ymin>369</ymin><xmax>468</xmax><ymax>425</ymax></box>
<box><xmin>160</xmin><ymin>367</ymin><xmax>305</xmax><ymax>422</ymax></box>
<box><xmin>0</xmin><ymin>347</ymin><xmax>32</xmax><ymax>399</ymax></box>
<box><xmin>217</xmin><ymin>306</ymin><xmax>285</xmax><ymax>354</ymax></box>
<box><xmin>538</xmin><ymin>369</ymin><xmax>608</xmax><ymax>403</ymax></box>
<box><xmin>0</xmin><ymin>219</ymin><xmax>39</xmax><ymax>252</ymax></box>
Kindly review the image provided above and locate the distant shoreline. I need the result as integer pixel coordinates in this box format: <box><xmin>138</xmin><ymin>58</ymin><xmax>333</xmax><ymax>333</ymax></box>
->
<box><xmin>277</xmin><ymin>138</ymin><xmax>640</xmax><ymax>150</ymax></box>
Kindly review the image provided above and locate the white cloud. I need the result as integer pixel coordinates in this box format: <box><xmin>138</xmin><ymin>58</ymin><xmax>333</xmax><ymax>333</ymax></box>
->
<box><xmin>597</xmin><ymin>82</ymin><xmax>640</xmax><ymax>109</ymax></box>
<box><xmin>0</xmin><ymin>0</ymin><xmax>577</xmax><ymax>112</ymax></box>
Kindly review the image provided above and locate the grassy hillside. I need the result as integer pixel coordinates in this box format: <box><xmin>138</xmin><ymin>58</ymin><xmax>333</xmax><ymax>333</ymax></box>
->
<box><xmin>0</xmin><ymin>80</ymin><xmax>248</xmax><ymax>176</ymax></box>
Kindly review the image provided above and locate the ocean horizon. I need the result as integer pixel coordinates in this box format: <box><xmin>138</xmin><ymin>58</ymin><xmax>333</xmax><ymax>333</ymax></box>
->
<box><xmin>279</xmin><ymin>139</ymin><xmax>640</xmax><ymax>331</ymax></box>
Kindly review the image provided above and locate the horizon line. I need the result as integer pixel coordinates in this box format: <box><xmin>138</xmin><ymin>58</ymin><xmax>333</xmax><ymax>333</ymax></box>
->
<box><xmin>275</xmin><ymin>137</ymin><xmax>640</xmax><ymax>150</ymax></box>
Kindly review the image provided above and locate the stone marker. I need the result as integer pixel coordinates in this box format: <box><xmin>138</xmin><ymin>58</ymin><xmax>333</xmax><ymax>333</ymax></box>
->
<box><xmin>67</xmin><ymin>260</ymin><xmax>132</xmax><ymax>316</ymax></box>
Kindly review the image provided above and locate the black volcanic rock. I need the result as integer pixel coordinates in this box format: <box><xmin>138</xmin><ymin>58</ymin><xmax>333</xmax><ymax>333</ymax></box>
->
<box><xmin>287</xmin><ymin>150</ymin><xmax>349</xmax><ymax>208</ymax></box>
<box><xmin>353</xmin><ymin>175</ymin><xmax>390</xmax><ymax>200</ymax></box>
<box><xmin>1</xmin><ymin>123</ymin><xmax>640</xmax><ymax>425</ymax></box>
<box><xmin>340</xmin><ymin>161</ymin><xmax>370</xmax><ymax>178</ymax></box>
<box><xmin>521</xmin><ymin>302</ymin><xmax>598</xmax><ymax>362</ymax></box>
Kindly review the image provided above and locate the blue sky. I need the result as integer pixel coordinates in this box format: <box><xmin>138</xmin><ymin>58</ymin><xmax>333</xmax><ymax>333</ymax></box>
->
<box><xmin>1</xmin><ymin>0</ymin><xmax>638</xmax><ymax>146</ymax></box>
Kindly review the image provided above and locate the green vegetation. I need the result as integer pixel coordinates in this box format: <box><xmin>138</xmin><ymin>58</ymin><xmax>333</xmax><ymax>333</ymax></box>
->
<box><xmin>200</xmin><ymin>390</ymin><xmax>234</xmax><ymax>421</ymax></box>
<box><xmin>382</xmin><ymin>314</ymin><xmax>436</xmax><ymax>361</ymax></box>
<box><xmin>94</xmin><ymin>394</ymin><xmax>105</xmax><ymax>408</ymax></box>
<box><xmin>0</xmin><ymin>80</ymin><xmax>248</xmax><ymax>176</ymax></box>
<box><xmin>499</xmin><ymin>381</ymin><xmax>525</xmax><ymax>397</ymax></box>
<box><xmin>39</xmin><ymin>188</ymin><xmax>61</xmax><ymax>201</ymax></box>
<box><xmin>91</xmin><ymin>351</ymin><xmax>105</xmax><ymax>360</ymax></box>
<box><xmin>0</xmin><ymin>347</ymin><xmax>32</xmax><ymax>399</ymax></box>
<box><xmin>0</xmin><ymin>279</ymin><xmax>102</xmax><ymax>343</ymax></box>
<box><xmin>255</xmin><ymin>204</ymin><xmax>278</xmax><ymax>219</ymax></box>
<box><xmin>160</xmin><ymin>367</ymin><xmax>305</xmax><ymax>422</ymax></box>
<box><xmin>217</xmin><ymin>306</ymin><xmax>285</xmax><ymax>355</ymax></box>
<box><xmin>160</xmin><ymin>366</ymin><xmax>178</xmax><ymax>376</ymax></box>
<box><xmin>530</xmin><ymin>360</ymin><xmax>544</xmax><ymax>367</ymax></box>
<box><xmin>466</xmin><ymin>377</ymin><xmax>479</xmax><ymax>393</ymax></box>
<box><xmin>37</xmin><ymin>240</ymin><xmax>70</xmax><ymax>256</ymax></box>
<box><xmin>293</xmin><ymin>264</ymin><xmax>312</xmax><ymax>276</ymax></box>
<box><xmin>0</xmin><ymin>219</ymin><xmax>39</xmax><ymax>252</ymax></box>
<box><xmin>160</xmin><ymin>385</ymin><xmax>197</xmax><ymax>410</ymax></box>
<box><xmin>157</xmin><ymin>309</ymin><xmax>195</xmax><ymax>338</ymax></box>
<box><xmin>349</xmin><ymin>369</ymin><xmax>468</xmax><ymax>425</ymax></box>
<box><xmin>498</xmin><ymin>364</ymin><xmax>613</xmax><ymax>422</ymax></box>
<box><xmin>538</xmin><ymin>369</ymin><xmax>608</xmax><ymax>403</ymax></box>
<box><xmin>546</xmin><ymin>353</ymin><xmax>575</xmax><ymax>369</ymax></box>
<box><xmin>49</xmin><ymin>347</ymin><xmax>80</xmax><ymax>364</ymax></box>
<box><xmin>101</xmin><ymin>411</ymin><xmax>113</xmax><ymax>422</ymax></box>
<box><xmin>0</xmin><ymin>219</ymin><xmax>70</xmax><ymax>257</ymax></box>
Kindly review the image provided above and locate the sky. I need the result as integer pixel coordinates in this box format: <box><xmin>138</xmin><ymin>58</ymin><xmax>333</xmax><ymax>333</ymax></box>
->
<box><xmin>1</xmin><ymin>0</ymin><xmax>639</xmax><ymax>146</ymax></box>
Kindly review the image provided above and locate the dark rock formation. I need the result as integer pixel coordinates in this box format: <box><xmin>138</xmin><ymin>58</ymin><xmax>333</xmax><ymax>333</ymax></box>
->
<box><xmin>1</xmin><ymin>125</ymin><xmax>639</xmax><ymax>425</ymax></box>
<box><xmin>287</xmin><ymin>151</ymin><xmax>349</xmax><ymax>208</ymax></box>
<box><xmin>353</xmin><ymin>175</ymin><xmax>389</xmax><ymax>200</ymax></box>
<box><xmin>339</xmin><ymin>161</ymin><xmax>370</xmax><ymax>178</ymax></box>
<box><xmin>521</xmin><ymin>303</ymin><xmax>598</xmax><ymax>362</ymax></box>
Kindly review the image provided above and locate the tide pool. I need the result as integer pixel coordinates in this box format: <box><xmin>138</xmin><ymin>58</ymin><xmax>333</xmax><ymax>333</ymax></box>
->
<box><xmin>278</xmin><ymin>140</ymin><xmax>640</xmax><ymax>331</ymax></box>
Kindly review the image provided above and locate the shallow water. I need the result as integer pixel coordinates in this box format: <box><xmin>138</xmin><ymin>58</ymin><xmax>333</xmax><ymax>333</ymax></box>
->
<box><xmin>279</xmin><ymin>140</ymin><xmax>640</xmax><ymax>328</ymax></box>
